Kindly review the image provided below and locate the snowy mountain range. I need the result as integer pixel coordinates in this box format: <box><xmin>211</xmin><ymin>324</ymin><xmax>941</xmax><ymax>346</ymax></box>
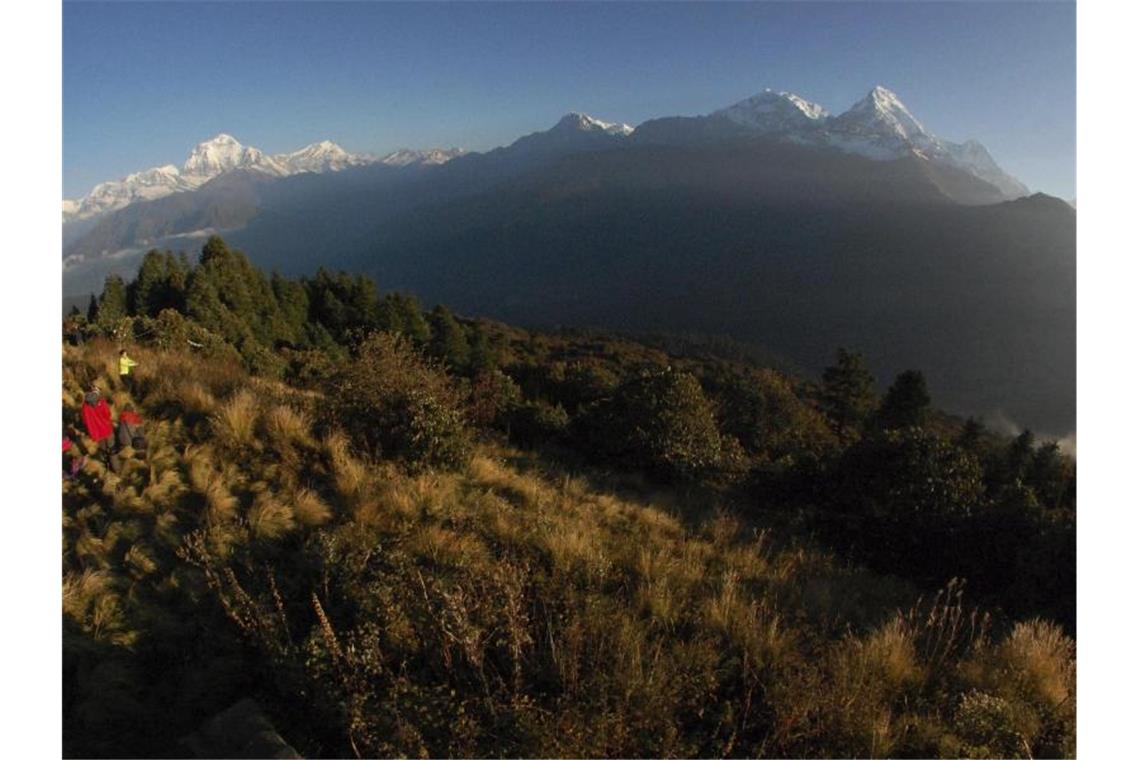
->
<box><xmin>63</xmin><ymin>85</ymin><xmax>1027</xmax><ymax>228</ymax></box>
<box><xmin>63</xmin><ymin>135</ymin><xmax>465</xmax><ymax>223</ymax></box>
<box><xmin>662</xmin><ymin>86</ymin><xmax>1028</xmax><ymax>198</ymax></box>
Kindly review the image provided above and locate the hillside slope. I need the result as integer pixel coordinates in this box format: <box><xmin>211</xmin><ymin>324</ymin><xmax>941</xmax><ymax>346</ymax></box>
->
<box><xmin>63</xmin><ymin>326</ymin><xmax>1075</xmax><ymax>757</ymax></box>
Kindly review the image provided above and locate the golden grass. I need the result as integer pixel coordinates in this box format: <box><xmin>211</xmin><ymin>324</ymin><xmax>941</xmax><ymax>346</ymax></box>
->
<box><xmin>61</xmin><ymin>341</ymin><xmax>1077</xmax><ymax>759</ymax></box>
<box><xmin>204</xmin><ymin>476</ymin><xmax>239</xmax><ymax>524</ymax></box>
<box><xmin>187</xmin><ymin>449</ymin><xmax>240</xmax><ymax>523</ymax></box>
<box><xmin>997</xmin><ymin>620</ymin><xmax>1075</xmax><ymax>709</ymax></box>
<box><xmin>62</xmin><ymin>569</ymin><xmax>113</xmax><ymax>621</ymax></box>
<box><xmin>292</xmin><ymin>487</ymin><xmax>333</xmax><ymax>527</ymax></box>
<box><xmin>326</xmin><ymin>430</ymin><xmax>369</xmax><ymax>500</ymax></box>
<box><xmin>124</xmin><ymin>543</ymin><xmax>159</xmax><ymax>577</ymax></box>
<box><xmin>248</xmin><ymin>490</ymin><xmax>297</xmax><ymax>541</ymax></box>
<box><xmin>264</xmin><ymin>404</ymin><xmax>313</xmax><ymax>449</ymax></box>
<box><xmin>409</xmin><ymin>525</ymin><xmax>492</xmax><ymax>569</ymax></box>
<box><xmin>211</xmin><ymin>389</ymin><xmax>260</xmax><ymax>450</ymax></box>
<box><xmin>541</xmin><ymin>518</ymin><xmax>611</xmax><ymax>580</ymax></box>
<box><xmin>962</xmin><ymin>618</ymin><xmax>1076</xmax><ymax>721</ymax></box>
<box><xmin>851</xmin><ymin>617</ymin><xmax>924</xmax><ymax>693</ymax></box>
<box><xmin>175</xmin><ymin>379</ymin><xmax>217</xmax><ymax>415</ymax></box>
<box><xmin>142</xmin><ymin>468</ymin><xmax>187</xmax><ymax>506</ymax></box>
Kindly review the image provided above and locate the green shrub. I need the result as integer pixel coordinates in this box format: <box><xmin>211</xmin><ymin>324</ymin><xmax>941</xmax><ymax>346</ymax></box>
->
<box><xmin>325</xmin><ymin>332</ymin><xmax>472</xmax><ymax>470</ymax></box>
<box><xmin>467</xmin><ymin>369</ymin><xmax>523</xmax><ymax>429</ymax></box>
<box><xmin>576</xmin><ymin>366</ymin><xmax>726</xmax><ymax>482</ymax></box>
<box><xmin>508</xmin><ymin>400</ymin><xmax>570</xmax><ymax>447</ymax></box>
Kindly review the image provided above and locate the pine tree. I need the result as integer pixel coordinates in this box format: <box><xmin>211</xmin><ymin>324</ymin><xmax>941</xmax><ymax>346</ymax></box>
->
<box><xmin>820</xmin><ymin>348</ymin><xmax>876</xmax><ymax>442</ymax></box>
<box><xmin>271</xmin><ymin>272</ymin><xmax>310</xmax><ymax>345</ymax></box>
<box><xmin>131</xmin><ymin>249</ymin><xmax>167</xmax><ymax>317</ymax></box>
<box><xmin>466</xmin><ymin>321</ymin><xmax>498</xmax><ymax>373</ymax></box>
<box><xmin>86</xmin><ymin>293</ymin><xmax>99</xmax><ymax>323</ymax></box>
<box><xmin>378</xmin><ymin>292</ymin><xmax>430</xmax><ymax>345</ymax></box>
<box><xmin>96</xmin><ymin>274</ymin><xmax>128</xmax><ymax>331</ymax></box>
<box><xmin>877</xmin><ymin>369</ymin><xmax>931</xmax><ymax>430</ymax></box>
<box><xmin>428</xmin><ymin>304</ymin><xmax>470</xmax><ymax>370</ymax></box>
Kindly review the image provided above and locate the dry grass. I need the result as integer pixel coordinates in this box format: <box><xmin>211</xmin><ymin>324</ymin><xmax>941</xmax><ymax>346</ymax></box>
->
<box><xmin>211</xmin><ymin>389</ymin><xmax>260</xmax><ymax>450</ymax></box>
<box><xmin>291</xmin><ymin>487</ymin><xmax>333</xmax><ymax>527</ymax></box>
<box><xmin>186</xmin><ymin>446</ymin><xmax>240</xmax><ymax>522</ymax></box>
<box><xmin>62</xmin><ymin>341</ymin><xmax>1077</xmax><ymax>759</ymax></box>
<box><xmin>264</xmin><ymin>403</ymin><xmax>313</xmax><ymax>450</ymax></box>
<box><xmin>248</xmin><ymin>490</ymin><xmax>297</xmax><ymax>541</ymax></box>
<box><xmin>142</xmin><ymin>468</ymin><xmax>187</xmax><ymax>505</ymax></box>
<box><xmin>993</xmin><ymin>620</ymin><xmax>1075</xmax><ymax>709</ymax></box>
<box><xmin>326</xmin><ymin>430</ymin><xmax>369</xmax><ymax>500</ymax></box>
<box><xmin>62</xmin><ymin>569</ymin><xmax>113</xmax><ymax>621</ymax></box>
<box><xmin>175</xmin><ymin>379</ymin><xmax>217</xmax><ymax>415</ymax></box>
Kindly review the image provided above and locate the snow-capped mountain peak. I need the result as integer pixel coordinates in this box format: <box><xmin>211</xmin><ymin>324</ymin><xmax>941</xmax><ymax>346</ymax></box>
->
<box><xmin>379</xmin><ymin>147</ymin><xmax>468</xmax><ymax>167</ymax></box>
<box><xmin>714</xmin><ymin>89</ymin><xmax>829</xmax><ymax>131</ymax></box>
<box><xmin>181</xmin><ymin>133</ymin><xmax>286</xmax><ymax>178</ymax></box>
<box><xmin>697</xmin><ymin>84</ymin><xmax>1027</xmax><ymax>199</ymax></box>
<box><xmin>64</xmin><ymin>134</ymin><xmax>454</xmax><ymax>223</ymax></box>
<box><xmin>833</xmin><ymin>85</ymin><xmax>933</xmax><ymax>147</ymax></box>
<box><xmin>556</xmin><ymin>112</ymin><xmax>634</xmax><ymax>136</ymax></box>
<box><xmin>275</xmin><ymin>140</ymin><xmax>366</xmax><ymax>173</ymax></box>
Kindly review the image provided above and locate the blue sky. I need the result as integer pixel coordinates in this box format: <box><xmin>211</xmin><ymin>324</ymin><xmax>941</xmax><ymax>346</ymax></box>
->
<box><xmin>63</xmin><ymin>1</ymin><xmax>1075</xmax><ymax>200</ymax></box>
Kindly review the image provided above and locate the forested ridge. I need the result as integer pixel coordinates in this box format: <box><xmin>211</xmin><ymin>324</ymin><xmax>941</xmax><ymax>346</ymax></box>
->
<box><xmin>63</xmin><ymin>236</ymin><xmax>1075</xmax><ymax>758</ymax></box>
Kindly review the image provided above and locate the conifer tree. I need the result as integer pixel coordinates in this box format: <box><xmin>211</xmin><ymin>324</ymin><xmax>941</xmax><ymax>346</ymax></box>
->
<box><xmin>86</xmin><ymin>293</ymin><xmax>98</xmax><ymax>323</ymax></box>
<box><xmin>466</xmin><ymin>321</ymin><xmax>498</xmax><ymax>373</ymax></box>
<box><xmin>820</xmin><ymin>348</ymin><xmax>876</xmax><ymax>442</ymax></box>
<box><xmin>428</xmin><ymin>304</ymin><xmax>469</xmax><ymax>370</ymax></box>
<box><xmin>877</xmin><ymin>369</ymin><xmax>931</xmax><ymax>429</ymax></box>
<box><xmin>96</xmin><ymin>274</ymin><xmax>128</xmax><ymax>331</ymax></box>
<box><xmin>378</xmin><ymin>292</ymin><xmax>430</xmax><ymax>345</ymax></box>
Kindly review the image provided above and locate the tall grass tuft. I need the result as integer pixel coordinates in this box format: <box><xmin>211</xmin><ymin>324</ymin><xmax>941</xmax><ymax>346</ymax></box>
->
<box><xmin>211</xmin><ymin>389</ymin><xmax>260</xmax><ymax>451</ymax></box>
<box><xmin>292</xmin><ymin>487</ymin><xmax>332</xmax><ymax>527</ymax></box>
<box><xmin>187</xmin><ymin>446</ymin><xmax>239</xmax><ymax>522</ymax></box>
<box><xmin>326</xmin><ymin>430</ymin><xmax>369</xmax><ymax>500</ymax></box>
<box><xmin>993</xmin><ymin>620</ymin><xmax>1075</xmax><ymax>710</ymax></box>
<box><xmin>175</xmin><ymin>379</ymin><xmax>217</xmax><ymax>416</ymax></box>
<box><xmin>248</xmin><ymin>490</ymin><xmax>297</xmax><ymax>541</ymax></box>
<box><xmin>63</xmin><ymin>569</ymin><xmax>113</xmax><ymax>622</ymax></box>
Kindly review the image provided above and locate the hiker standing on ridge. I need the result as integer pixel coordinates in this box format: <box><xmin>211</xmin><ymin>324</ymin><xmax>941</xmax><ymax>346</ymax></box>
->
<box><xmin>81</xmin><ymin>387</ymin><xmax>114</xmax><ymax>463</ymax></box>
<box><xmin>119</xmin><ymin>349</ymin><xmax>138</xmax><ymax>392</ymax></box>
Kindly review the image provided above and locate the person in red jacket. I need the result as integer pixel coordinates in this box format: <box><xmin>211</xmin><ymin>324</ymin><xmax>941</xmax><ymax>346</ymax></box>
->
<box><xmin>81</xmin><ymin>387</ymin><xmax>114</xmax><ymax>458</ymax></box>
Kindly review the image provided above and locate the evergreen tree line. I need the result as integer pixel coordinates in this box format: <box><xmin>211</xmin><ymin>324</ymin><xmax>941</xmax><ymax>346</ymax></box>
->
<box><xmin>70</xmin><ymin>237</ymin><xmax>496</xmax><ymax>379</ymax></box>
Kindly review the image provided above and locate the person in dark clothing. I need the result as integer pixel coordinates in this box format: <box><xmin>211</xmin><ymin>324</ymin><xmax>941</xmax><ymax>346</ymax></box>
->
<box><xmin>116</xmin><ymin>404</ymin><xmax>144</xmax><ymax>452</ymax></box>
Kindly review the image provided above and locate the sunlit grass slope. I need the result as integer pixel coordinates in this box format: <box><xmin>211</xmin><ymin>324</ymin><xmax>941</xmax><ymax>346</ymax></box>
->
<box><xmin>62</xmin><ymin>340</ymin><xmax>1074</xmax><ymax>758</ymax></box>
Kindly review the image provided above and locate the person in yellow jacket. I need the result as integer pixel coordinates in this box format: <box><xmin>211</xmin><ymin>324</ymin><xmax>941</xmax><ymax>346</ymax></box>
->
<box><xmin>119</xmin><ymin>349</ymin><xmax>138</xmax><ymax>392</ymax></box>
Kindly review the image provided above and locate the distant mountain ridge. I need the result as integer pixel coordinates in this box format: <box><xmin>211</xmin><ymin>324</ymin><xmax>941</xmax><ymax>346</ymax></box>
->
<box><xmin>62</xmin><ymin>85</ymin><xmax>1025</xmax><ymax>230</ymax></box>
<box><xmin>63</xmin><ymin>134</ymin><xmax>465</xmax><ymax>223</ymax></box>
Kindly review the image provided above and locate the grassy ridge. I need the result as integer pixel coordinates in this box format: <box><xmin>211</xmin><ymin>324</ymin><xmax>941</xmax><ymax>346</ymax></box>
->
<box><xmin>62</xmin><ymin>339</ymin><xmax>1074</xmax><ymax>758</ymax></box>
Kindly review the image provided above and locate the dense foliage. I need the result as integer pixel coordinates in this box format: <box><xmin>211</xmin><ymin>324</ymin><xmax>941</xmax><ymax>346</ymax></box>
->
<box><xmin>62</xmin><ymin>237</ymin><xmax>1076</xmax><ymax>757</ymax></box>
